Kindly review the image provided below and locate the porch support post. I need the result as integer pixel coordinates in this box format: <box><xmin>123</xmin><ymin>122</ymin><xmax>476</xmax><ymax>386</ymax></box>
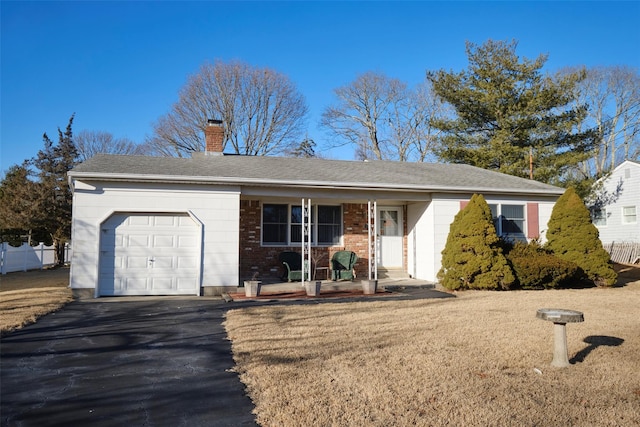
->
<box><xmin>368</xmin><ymin>200</ymin><xmax>377</xmax><ymax>281</ymax></box>
<box><xmin>302</xmin><ymin>198</ymin><xmax>312</xmax><ymax>287</ymax></box>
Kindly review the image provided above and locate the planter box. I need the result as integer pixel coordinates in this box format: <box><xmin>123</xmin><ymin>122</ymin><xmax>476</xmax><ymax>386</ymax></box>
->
<box><xmin>244</xmin><ymin>280</ymin><xmax>262</xmax><ymax>297</ymax></box>
<box><xmin>305</xmin><ymin>281</ymin><xmax>322</xmax><ymax>297</ymax></box>
<box><xmin>362</xmin><ymin>279</ymin><xmax>378</xmax><ymax>295</ymax></box>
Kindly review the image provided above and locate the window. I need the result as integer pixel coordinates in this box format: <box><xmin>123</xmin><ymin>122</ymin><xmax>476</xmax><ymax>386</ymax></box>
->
<box><xmin>622</xmin><ymin>206</ymin><xmax>637</xmax><ymax>224</ymax></box>
<box><xmin>317</xmin><ymin>205</ymin><xmax>342</xmax><ymax>245</ymax></box>
<box><xmin>290</xmin><ymin>205</ymin><xmax>315</xmax><ymax>243</ymax></box>
<box><xmin>262</xmin><ymin>204</ymin><xmax>288</xmax><ymax>245</ymax></box>
<box><xmin>592</xmin><ymin>208</ymin><xmax>607</xmax><ymax>226</ymax></box>
<box><xmin>262</xmin><ymin>203</ymin><xmax>342</xmax><ymax>246</ymax></box>
<box><xmin>489</xmin><ymin>204</ymin><xmax>525</xmax><ymax>237</ymax></box>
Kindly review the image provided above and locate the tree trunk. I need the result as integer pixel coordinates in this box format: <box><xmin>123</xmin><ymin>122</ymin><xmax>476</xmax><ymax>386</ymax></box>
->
<box><xmin>55</xmin><ymin>240</ymin><xmax>66</xmax><ymax>267</ymax></box>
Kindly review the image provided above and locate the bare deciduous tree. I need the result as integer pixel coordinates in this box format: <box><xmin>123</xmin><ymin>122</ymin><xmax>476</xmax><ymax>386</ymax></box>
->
<box><xmin>75</xmin><ymin>130</ymin><xmax>146</xmax><ymax>161</ymax></box>
<box><xmin>564</xmin><ymin>65</ymin><xmax>640</xmax><ymax>177</ymax></box>
<box><xmin>405</xmin><ymin>81</ymin><xmax>450</xmax><ymax>162</ymax></box>
<box><xmin>321</xmin><ymin>72</ymin><xmax>445</xmax><ymax>161</ymax></box>
<box><xmin>321</xmin><ymin>72</ymin><xmax>404</xmax><ymax>160</ymax></box>
<box><xmin>147</xmin><ymin>60</ymin><xmax>308</xmax><ymax>157</ymax></box>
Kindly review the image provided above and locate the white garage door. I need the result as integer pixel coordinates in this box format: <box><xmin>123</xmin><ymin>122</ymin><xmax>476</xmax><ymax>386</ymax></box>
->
<box><xmin>99</xmin><ymin>213</ymin><xmax>201</xmax><ymax>296</ymax></box>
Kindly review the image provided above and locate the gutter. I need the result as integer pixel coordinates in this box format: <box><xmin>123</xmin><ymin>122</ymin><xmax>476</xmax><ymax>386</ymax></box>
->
<box><xmin>68</xmin><ymin>171</ymin><xmax>566</xmax><ymax>197</ymax></box>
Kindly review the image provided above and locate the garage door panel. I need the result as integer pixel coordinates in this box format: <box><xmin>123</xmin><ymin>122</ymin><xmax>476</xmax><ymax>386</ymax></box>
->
<box><xmin>151</xmin><ymin>278</ymin><xmax>173</xmax><ymax>290</ymax></box>
<box><xmin>128</xmin><ymin>234</ymin><xmax>150</xmax><ymax>248</ymax></box>
<box><xmin>178</xmin><ymin>235</ymin><xmax>197</xmax><ymax>247</ymax></box>
<box><xmin>129</xmin><ymin>216</ymin><xmax>152</xmax><ymax>226</ymax></box>
<box><xmin>154</xmin><ymin>216</ymin><xmax>177</xmax><ymax>226</ymax></box>
<box><xmin>125</xmin><ymin>277</ymin><xmax>148</xmax><ymax>291</ymax></box>
<box><xmin>177</xmin><ymin>278</ymin><xmax>199</xmax><ymax>290</ymax></box>
<box><xmin>153</xmin><ymin>256</ymin><xmax>174</xmax><ymax>269</ymax></box>
<box><xmin>126</xmin><ymin>256</ymin><xmax>149</xmax><ymax>268</ymax></box>
<box><xmin>153</xmin><ymin>235</ymin><xmax>175</xmax><ymax>248</ymax></box>
<box><xmin>177</xmin><ymin>257</ymin><xmax>197</xmax><ymax>268</ymax></box>
<box><xmin>99</xmin><ymin>213</ymin><xmax>200</xmax><ymax>296</ymax></box>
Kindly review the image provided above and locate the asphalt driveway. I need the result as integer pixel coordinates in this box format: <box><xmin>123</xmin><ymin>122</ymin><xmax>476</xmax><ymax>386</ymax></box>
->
<box><xmin>1</xmin><ymin>298</ymin><xmax>257</xmax><ymax>427</ymax></box>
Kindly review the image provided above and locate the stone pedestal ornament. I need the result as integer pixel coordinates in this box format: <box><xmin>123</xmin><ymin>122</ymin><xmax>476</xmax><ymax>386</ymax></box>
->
<box><xmin>536</xmin><ymin>308</ymin><xmax>584</xmax><ymax>368</ymax></box>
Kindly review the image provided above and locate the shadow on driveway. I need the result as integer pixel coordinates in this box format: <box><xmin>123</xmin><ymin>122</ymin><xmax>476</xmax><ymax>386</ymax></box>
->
<box><xmin>1</xmin><ymin>287</ymin><xmax>454</xmax><ymax>427</ymax></box>
<box><xmin>1</xmin><ymin>298</ymin><xmax>257</xmax><ymax>427</ymax></box>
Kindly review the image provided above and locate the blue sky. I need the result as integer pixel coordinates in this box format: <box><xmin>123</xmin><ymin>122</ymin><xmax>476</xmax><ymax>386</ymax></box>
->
<box><xmin>2</xmin><ymin>1</ymin><xmax>639</xmax><ymax>175</ymax></box>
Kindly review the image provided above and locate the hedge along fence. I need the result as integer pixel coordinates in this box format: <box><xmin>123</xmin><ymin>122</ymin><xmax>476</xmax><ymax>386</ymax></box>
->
<box><xmin>602</xmin><ymin>242</ymin><xmax>640</xmax><ymax>265</ymax></box>
<box><xmin>0</xmin><ymin>242</ymin><xmax>72</xmax><ymax>275</ymax></box>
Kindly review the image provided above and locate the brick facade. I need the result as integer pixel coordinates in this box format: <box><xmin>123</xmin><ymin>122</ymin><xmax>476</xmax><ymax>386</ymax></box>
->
<box><xmin>238</xmin><ymin>200</ymin><xmax>397</xmax><ymax>281</ymax></box>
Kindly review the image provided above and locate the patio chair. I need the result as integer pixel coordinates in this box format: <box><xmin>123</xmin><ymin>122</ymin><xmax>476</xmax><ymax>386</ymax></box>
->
<box><xmin>331</xmin><ymin>250</ymin><xmax>358</xmax><ymax>281</ymax></box>
<box><xmin>279</xmin><ymin>251</ymin><xmax>307</xmax><ymax>282</ymax></box>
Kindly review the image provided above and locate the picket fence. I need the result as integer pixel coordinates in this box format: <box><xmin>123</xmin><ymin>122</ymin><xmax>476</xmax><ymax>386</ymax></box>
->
<box><xmin>602</xmin><ymin>242</ymin><xmax>640</xmax><ymax>265</ymax></box>
<box><xmin>0</xmin><ymin>242</ymin><xmax>72</xmax><ymax>275</ymax></box>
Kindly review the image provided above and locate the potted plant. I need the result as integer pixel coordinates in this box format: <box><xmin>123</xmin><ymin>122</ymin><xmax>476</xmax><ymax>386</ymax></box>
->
<box><xmin>244</xmin><ymin>272</ymin><xmax>262</xmax><ymax>297</ymax></box>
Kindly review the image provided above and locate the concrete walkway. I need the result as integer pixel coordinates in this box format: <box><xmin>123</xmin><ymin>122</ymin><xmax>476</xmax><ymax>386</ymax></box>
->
<box><xmin>1</xmin><ymin>298</ymin><xmax>257</xmax><ymax>427</ymax></box>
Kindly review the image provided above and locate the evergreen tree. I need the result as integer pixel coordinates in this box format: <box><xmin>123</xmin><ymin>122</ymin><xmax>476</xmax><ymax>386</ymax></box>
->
<box><xmin>0</xmin><ymin>163</ymin><xmax>41</xmax><ymax>245</ymax></box>
<box><xmin>438</xmin><ymin>194</ymin><xmax>515</xmax><ymax>290</ymax></box>
<box><xmin>31</xmin><ymin>115</ymin><xmax>79</xmax><ymax>265</ymax></box>
<box><xmin>545</xmin><ymin>187</ymin><xmax>617</xmax><ymax>286</ymax></box>
<box><xmin>288</xmin><ymin>137</ymin><xmax>316</xmax><ymax>158</ymax></box>
<box><xmin>427</xmin><ymin>39</ymin><xmax>595</xmax><ymax>185</ymax></box>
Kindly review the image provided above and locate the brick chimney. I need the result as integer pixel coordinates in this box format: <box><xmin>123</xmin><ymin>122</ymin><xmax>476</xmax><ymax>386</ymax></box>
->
<box><xmin>205</xmin><ymin>119</ymin><xmax>224</xmax><ymax>154</ymax></box>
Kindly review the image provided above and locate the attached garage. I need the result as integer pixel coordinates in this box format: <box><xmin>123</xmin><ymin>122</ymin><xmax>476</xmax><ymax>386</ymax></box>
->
<box><xmin>98</xmin><ymin>213</ymin><xmax>202</xmax><ymax>296</ymax></box>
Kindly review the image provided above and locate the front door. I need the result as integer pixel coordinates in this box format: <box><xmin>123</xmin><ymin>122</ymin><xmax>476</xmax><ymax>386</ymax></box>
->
<box><xmin>377</xmin><ymin>207</ymin><xmax>403</xmax><ymax>268</ymax></box>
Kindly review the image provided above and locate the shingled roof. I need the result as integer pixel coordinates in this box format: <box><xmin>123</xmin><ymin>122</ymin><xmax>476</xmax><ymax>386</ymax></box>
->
<box><xmin>69</xmin><ymin>153</ymin><xmax>564</xmax><ymax>196</ymax></box>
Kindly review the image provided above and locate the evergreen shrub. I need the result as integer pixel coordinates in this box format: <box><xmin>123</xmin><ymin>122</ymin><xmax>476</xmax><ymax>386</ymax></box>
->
<box><xmin>505</xmin><ymin>240</ymin><xmax>580</xmax><ymax>289</ymax></box>
<box><xmin>545</xmin><ymin>187</ymin><xmax>617</xmax><ymax>287</ymax></box>
<box><xmin>438</xmin><ymin>194</ymin><xmax>515</xmax><ymax>290</ymax></box>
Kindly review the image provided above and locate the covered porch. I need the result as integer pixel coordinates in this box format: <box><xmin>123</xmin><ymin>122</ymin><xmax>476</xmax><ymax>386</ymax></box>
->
<box><xmin>238</xmin><ymin>194</ymin><xmax>430</xmax><ymax>285</ymax></box>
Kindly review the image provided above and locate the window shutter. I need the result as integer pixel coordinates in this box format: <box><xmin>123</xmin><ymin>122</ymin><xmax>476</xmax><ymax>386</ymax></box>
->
<box><xmin>527</xmin><ymin>203</ymin><xmax>539</xmax><ymax>239</ymax></box>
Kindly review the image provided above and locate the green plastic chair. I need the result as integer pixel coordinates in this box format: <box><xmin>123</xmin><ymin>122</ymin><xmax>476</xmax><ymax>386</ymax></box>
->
<box><xmin>331</xmin><ymin>251</ymin><xmax>358</xmax><ymax>281</ymax></box>
<box><xmin>279</xmin><ymin>251</ymin><xmax>309</xmax><ymax>282</ymax></box>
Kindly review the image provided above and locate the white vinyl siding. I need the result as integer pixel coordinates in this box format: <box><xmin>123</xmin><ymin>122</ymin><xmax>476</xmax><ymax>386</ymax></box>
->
<box><xmin>592</xmin><ymin>161</ymin><xmax>640</xmax><ymax>244</ymax></box>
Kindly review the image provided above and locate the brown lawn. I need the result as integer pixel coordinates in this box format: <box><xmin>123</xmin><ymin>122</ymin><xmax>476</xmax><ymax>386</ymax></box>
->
<box><xmin>225</xmin><ymin>266</ymin><xmax>640</xmax><ymax>427</ymax></box>
<box><xmin>0</xmin><ymin>267</ymin><xmax>73</xmax><ymax>334</ymax></box>
<box><xmin>1</xmin><ymin>265</ymin><xmax>639</xmax><ymax>425</ymax></box>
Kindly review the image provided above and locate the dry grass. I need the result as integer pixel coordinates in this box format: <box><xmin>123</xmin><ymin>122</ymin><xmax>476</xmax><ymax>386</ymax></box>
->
<box><xmin>225</xmin><ymin>281</ymin><xmax>640</xmax><ymax>426</ymax></box>
<box><xmin>0</xmin><ymin>287</ymin><xmax>73</xmax><ymax>334</ymax></box>
<box><xmin>0</xmin><ymin>267</ymin><xmax>73</xmax><ymax>334</ymax></box>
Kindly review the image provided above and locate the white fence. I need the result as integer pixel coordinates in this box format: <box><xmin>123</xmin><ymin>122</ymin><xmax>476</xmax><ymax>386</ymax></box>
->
<box><xmin>0</xmin><ymin>242</ymin><xmax>72</xmax><ymax>275</ymax></box>
<box><xmin>603</xmin><ymin>242</ymin><xmax>640</xmax><ymax>265</ymax></box>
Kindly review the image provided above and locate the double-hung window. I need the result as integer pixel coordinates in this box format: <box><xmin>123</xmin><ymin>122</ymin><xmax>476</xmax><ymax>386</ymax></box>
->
<box><xmin>622</xmin><ymin>206</ymin><xmax>637</xmax><ymax>224</ymax></box>
<box><xmin>592</xmin><ymin>208</ymin><xmax>607</xmax><ymax>226</ymax></box>
<box><xmin>489</xmin><ymin>204</ymin><xmax>525</xmax><ymax>238</ymax></box>
<box><xmin>262</xmin><ymin>203</ymin><xmax>342</xmax><ymax>246</ymax></box>
<box><xmin>262</xmin><ymin>204</ymin><xmax>289</xmax><ymax>245</ymax></box>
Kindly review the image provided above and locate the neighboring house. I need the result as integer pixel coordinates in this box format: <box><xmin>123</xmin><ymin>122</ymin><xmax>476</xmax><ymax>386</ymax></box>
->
<box><xmin>590</xmin><ymin>160</ymin><xmax>640</xmax><ymax>244</ymax></box>
<box><xmin>67</xmin><ymin>121</ymin><xmax>564</xmax><ymax>298</ymax></box>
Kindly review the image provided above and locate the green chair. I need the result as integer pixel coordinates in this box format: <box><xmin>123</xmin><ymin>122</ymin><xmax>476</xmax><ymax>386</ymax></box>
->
<box><xmin>279</xmin><ymin>251</ymin><xmax>308</xmax><ymax>282</ymax></box>
<box><xmin>331</xmin><ymin>251</ymin><xmax>358</xmax><ymax>281</ymax></box>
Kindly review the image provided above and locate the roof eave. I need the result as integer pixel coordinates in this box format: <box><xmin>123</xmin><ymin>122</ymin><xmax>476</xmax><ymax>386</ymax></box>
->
<box><xmin>68</xmin><ymin>172</ymin><xmax>564</xmax><ymax>196</ymax></box>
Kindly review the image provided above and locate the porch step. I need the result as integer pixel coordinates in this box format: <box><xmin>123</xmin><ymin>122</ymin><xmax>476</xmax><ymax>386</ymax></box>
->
<box><xmin>377</xmin><ymin>268</ymin><xmax>411</xmax><ymax>280</ymax></box>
